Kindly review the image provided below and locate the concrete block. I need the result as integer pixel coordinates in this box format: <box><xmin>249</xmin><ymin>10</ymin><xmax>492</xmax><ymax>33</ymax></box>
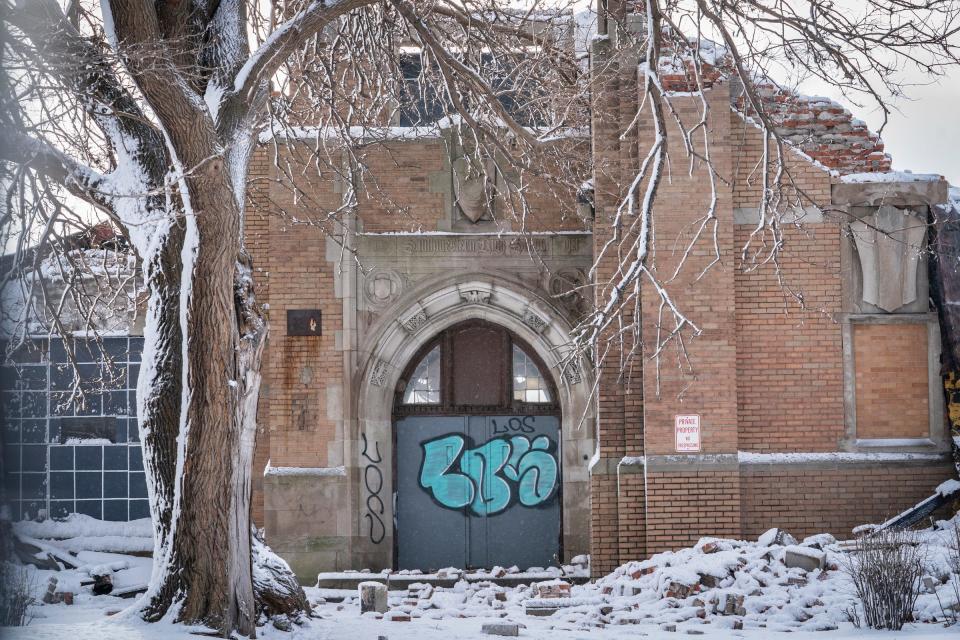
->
<box><xmin>481</xmin><ymin>623</ymin><xmax>520</xmax><ymax>636</ymax></box>
<box><xmin>525</xmin><ymin>605</ymin><xmax>559</xmax><ymax>616</ymax></box>
<box><xmin>783</xmin><ymin>546</ymin><xmax>826</xmax><ymax>572</ymax></box>
<box><xmin>832</xmin><ymin>179</ymin><xmax>948</xmax><ymax>207</ymax></box>
<box><xmin>358</xmin><ymin>581</ymin><xmax>388</xmax><ymax>613</ymax></box>
<box><xmin>757</xmin><ymin>528</ymin><xmax>797</xmax><ymax>547</ymax></box>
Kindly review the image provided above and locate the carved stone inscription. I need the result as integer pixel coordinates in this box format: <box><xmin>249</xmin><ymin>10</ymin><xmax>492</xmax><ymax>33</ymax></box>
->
<box><xmin>400</xmin><ymin>237</ymin><xmax>550</xmax><ymax>256</ymax></box>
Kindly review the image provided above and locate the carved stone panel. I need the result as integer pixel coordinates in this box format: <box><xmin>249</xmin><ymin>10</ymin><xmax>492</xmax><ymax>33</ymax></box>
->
<box><xmin>364</xmin><ymin>268</ymin><xmax>404</xmax><ymax>309</ymax></box>
<box><xmin>522</xmin><ymin>306</ymin><xmax>550</xmax><ymax>333</ymax></box>
<box><xmin>398</xmin><ymin>305</ymin><xmax>428</xmax><ymax>334</ymax></box>
<box><xmin>850</xmin><ymin>206</ymin><xmax>926</xmax><ymax>312</ymax></box>
<box><xmin>458</xmin><ymin>284</ymin><xmax>493</xmax><ymax>305</ymax></box>
<box><xmin>369</xmin><ymin>359</ymin><xmax>389</xmax><ymax>387</ymax></box>
<box><xmin>548</xmin><ymin>268</ymin><xmax>589</xmax><ymax>318</ymax></box>
<box><xmin>452</xmin><ymin>156</ymin><xmax>495</xmax><ymax>223</ymax></box>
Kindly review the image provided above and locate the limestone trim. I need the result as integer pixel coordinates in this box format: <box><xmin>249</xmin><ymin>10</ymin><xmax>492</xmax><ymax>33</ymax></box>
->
<box><xmin>353</xmin><ymin>273</ymin><xmax>596</xmax><ymax>568</ymax></box>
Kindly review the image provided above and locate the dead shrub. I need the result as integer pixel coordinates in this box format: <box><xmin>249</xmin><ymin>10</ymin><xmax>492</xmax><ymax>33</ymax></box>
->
<box><xmin>0</xmin><ymin>562</ymin><xmax>35</xmax><ymax>627</ymax></box>
<box><xmin>842</xmin><ymin>528</ymin><xmax>924</xmax><ymax>630</ymax></box>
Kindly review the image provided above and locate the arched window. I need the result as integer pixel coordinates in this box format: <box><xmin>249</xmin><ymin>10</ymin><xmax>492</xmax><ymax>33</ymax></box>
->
<box><xmin>394</xmin><ymin>321</ymin><xmax>559</xmax><ymax>414</ymax></box>
<box><xmin>512</xmin><ymin>345</ymin><xmax>551</xmax><ymax>403</ymax></box>
<box><xmin>402</xmin><ymin>345</ymin><xmax>441</xmax><ymax>404</ymax></box>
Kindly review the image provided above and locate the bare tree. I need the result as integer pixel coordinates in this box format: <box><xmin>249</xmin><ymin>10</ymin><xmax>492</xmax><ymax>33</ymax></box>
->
<box><xmin>0</xmin><ymin>0</ymin><xmax>957</xmax><ymax>637</ymax></box>
<box><xmin>0</xmin><ymin>0</ymin><xmax>582</xmax><ymax>636</ymax></box>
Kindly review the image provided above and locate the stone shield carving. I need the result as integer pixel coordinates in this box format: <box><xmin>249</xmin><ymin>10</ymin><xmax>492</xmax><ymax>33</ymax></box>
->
<box><xmin>364</xmin><ymin>268</ymin><xmax>404</xmax><ymax>309</ymax></box>
<box><xmin>851</xmin><ymin>206</ymin><xmax>926</xmax><ymax>312</ymax></box>
<box><xmin>452</xmin><ymin>157</ymin><xmax>494</xmax><ymax>223</ymax></box>
<box><xmin>548</xmin><ymin>268</ymin><xmax>589</xmax><ymax>317</ymax></box>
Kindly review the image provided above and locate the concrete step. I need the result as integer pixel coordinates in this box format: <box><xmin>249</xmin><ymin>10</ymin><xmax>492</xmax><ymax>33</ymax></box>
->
<box><xmin>315</xmin><ymin>569</ymin><xmax>590</xmax><ymax>590</ymax></box>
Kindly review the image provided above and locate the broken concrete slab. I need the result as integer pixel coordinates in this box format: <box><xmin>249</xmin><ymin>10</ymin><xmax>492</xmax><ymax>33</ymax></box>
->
<box><xmin>784</xmin><ymin>546</ymin><xmax>826</xmax><ymax>572</ymax></box>
<box><xmin>358</xmin><ymin>581</ymin><xmax>388</xmax><ymax>614</ymax></box>
<box><xmin>481</xmin><ymin>623</ymin><xmax>520</xmax><ymax>636</ymax></box>
<box><xmin>832</xmin><ymin>177</ymin><xmax>948</xmax><ymax>207</ymax></box>
<box><xmin>757</xmin><ymin>528</ymin><xmax>797</xmax><ymax>547</ymax></box>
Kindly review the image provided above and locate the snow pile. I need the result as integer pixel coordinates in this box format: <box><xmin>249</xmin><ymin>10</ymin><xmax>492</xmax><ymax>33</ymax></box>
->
<box><xmin>310</xmin><ymin>516</ymin><xmax>960</xmax><ymax>634</ymax></box>
<box><xmin>14</xmin><ymin>514</ymin><xmax>152</xmax><ymax>541</ymax></box>
<box><xmin>13</xmin><ymin>515</ymin><xmax>153</xmax><ymax>555</ymax></box>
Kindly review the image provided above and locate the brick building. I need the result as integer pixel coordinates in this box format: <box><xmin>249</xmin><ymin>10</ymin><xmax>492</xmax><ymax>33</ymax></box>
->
<box><xmin>246</xmin><ymin>33</ymin><xmax>954</xmax><ymax>579</ymax></box>
<box><xmin>1</xmin><ymin>16</ymin><xmax>956</xmax><ymax>582</ymax></box>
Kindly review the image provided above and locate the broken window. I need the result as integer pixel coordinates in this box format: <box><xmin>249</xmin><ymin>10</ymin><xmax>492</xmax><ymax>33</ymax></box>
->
<box><xmin>403</xmin><ymin>345</ymin><xmax>441</xmax><ymax>404</ymax></box>
<box><xmin>512</xmin><ymin>345</ymin><xmax>550</xmax><ymax>403</ymax></box>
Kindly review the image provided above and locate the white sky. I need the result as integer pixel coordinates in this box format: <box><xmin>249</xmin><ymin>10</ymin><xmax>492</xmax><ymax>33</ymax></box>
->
<box><xmin>799</xmin><ymin>73</ymin><xmax>960</xmax><ymax>185</ymax></box>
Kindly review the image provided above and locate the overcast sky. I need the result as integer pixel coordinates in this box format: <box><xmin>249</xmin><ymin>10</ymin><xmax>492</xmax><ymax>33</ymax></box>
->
<box><xmin>800</xmin><ymin>74</ymin><xmax>960</xmax><ymax>185</ymax></box>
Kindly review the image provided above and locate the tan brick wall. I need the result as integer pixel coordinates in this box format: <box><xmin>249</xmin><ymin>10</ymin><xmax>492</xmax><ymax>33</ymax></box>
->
<box><xmin>645</xmin><ymin>471</ymin><xmax>741</xmax><ymax>554</ymax></box>
<box><xmin>741</xmin><ymin>463</ymin><xmax>954</xmax><ymax>540</ymax></box>
<box><xmin>616</xmin><ymin>472</ymin><xmax>646</xmax><ymax>561</ymax></box>
<box><xmin>589</xmin><ymin>473</ymin><xmax>620</xmax><ymax>575</ymax></box>
<box><xmin>638</xmin><ymin>86</ymin><xmax>738</xmax><ymax>457</ymax></box>
<box><xmin>734</xmin><ymin>223</ymin><xmax>845</xmax><ymax>451</ymax></box>
<box><xmin>853</xmin><ymin>323</ymin><xmax>930</xmax><ymax>439</ymax></box>
<box><xmin>247</xmin><ymin>148</ymin><xmax>272</xmax><ymax>526</ymax></box>
<box><xmin>730</xmin><ymin>112</ymin><xmax>833</xmax><ymax>210</ymax></box>
<box><xmin>355</xmin><ymin>143</ymin><xmax>448</xmax><ymax>232</ymax></box>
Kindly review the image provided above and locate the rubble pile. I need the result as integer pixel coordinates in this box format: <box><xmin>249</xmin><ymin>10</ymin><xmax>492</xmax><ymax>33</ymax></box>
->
<box><xmin>317</xmin><ymin>516</ymin><xmax>960</xmax><ymax>634</ymax></box>
<box><xmin>582</xmin><ymin>531</ymin><xmax>847</xmax><ymax>632</ymax></box>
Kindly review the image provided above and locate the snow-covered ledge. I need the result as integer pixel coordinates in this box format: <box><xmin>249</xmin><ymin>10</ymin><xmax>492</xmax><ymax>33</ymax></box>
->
<box><xmin>833</xmin><ymin>171</ymin><xmax>949</xmax><ymax>208</ymax></box>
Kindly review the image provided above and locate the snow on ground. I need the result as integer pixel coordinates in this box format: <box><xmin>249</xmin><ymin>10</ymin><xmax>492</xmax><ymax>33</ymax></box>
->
<box><xmin>3</xmin><ymin>515</ymin><xmax>959</xmax><ymax>639</ymax></box>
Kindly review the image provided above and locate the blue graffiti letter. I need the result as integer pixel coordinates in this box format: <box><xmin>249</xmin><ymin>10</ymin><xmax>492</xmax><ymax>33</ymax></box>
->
<box><xmin>420</xmin><ymin>435</ymin><xmax>474</xmax><ymax>509</ymax></box>
<box><xmin>516</xmin><ymin>436</ymin><xmax>558</xmax><ymax>506</ymax></box>
<box><xmin>461</xmin><ymin>439</ymin><xmax>513</xmax><ymax>516</ymax></box>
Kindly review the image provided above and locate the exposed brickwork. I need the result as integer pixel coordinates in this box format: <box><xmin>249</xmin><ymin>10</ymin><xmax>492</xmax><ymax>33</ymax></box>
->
<box><xmin>853</xmin><ymin>323</ymin><xmax>930</xmax><ymax>439</ymax></box>
<box><xmin>738</xmin><ymin>88</ymin><xmax>892</xmax><ymax>175</ymax></box>
<box><xmin>741</xmin><ymin>463</ymin><xmax>955</xmax><ymax>540</ymax></box>
<box><xmin>639</xmin><ymin>86</ymin><xmax>738</xmax><ymax>457</ymax></box>
<box><xmin>655</xmin><ymin>34</ymin><xmax>892</xmax><ymax>175</ymax></box>
<box><xmin>645</xmin><ymin>471</ymin><xmax>741</xmax><ymax>554</ymax></box>
<box><xmin>616</xmin><ymin>472</ymin><xmax>647</xmax><ymax>561</ymax></box>
<box><xmin>734</xmin><ymin>223</ymin><xmax>845</xmax><ymax>452</ymax></box>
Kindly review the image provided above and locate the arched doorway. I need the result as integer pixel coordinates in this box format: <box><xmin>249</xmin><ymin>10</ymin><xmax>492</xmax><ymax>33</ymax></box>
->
<box><xmin>393</xmin><ymin>320</ymin><xmax>562</xmax><ymax>570</ymax></box>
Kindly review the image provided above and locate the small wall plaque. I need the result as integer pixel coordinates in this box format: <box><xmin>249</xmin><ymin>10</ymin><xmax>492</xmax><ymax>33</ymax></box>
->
<box><xmin>287</xmin><ymin>309</ymin><xmax>322</xmax><ymax>336</ymax></box>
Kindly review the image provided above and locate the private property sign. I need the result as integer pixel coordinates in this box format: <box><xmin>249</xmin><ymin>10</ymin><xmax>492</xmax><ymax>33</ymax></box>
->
<box><xmin>675</xmin><ymin>415</ymin><xmax>701</xmax><ymax>452</ymax></box>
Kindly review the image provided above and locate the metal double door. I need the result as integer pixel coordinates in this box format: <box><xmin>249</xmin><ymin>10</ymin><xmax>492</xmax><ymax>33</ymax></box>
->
<box><xmin>395</xmin><ymin>414</ymin><xmax>561</xmax><ymax>570</ymax></box>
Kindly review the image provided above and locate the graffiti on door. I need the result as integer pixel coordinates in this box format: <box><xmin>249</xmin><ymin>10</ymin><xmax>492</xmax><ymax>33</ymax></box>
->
<box><xmin>419</xmin><ymin>432</ymin><xmax>558</xmax><ymax>516</ymax></box>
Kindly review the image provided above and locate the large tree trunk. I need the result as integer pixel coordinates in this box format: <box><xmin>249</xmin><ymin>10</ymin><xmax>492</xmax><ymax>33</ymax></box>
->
<box><xmin>137</xmin><ymin>160</ymin><xmax>266</xmax><ymax>637</ymax></box>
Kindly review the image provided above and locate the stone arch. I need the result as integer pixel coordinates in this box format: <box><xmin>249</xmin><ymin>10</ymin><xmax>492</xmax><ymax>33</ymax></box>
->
<box><xmin>352</xmin><ymin>272</ymin><xmax>595</xmax><ymax>569</ymax></box>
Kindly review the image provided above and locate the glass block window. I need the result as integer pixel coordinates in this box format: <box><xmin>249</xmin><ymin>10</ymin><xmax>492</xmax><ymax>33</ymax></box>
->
<box><xmin>403</xmin><ymin>345</ymin><xmax>441</xmax><ymax>404</ymax></box>
<box><xmin>0</xmin><ymin>336</ymin><xmax>146</xmax><ymax>521</ymax></box>
<box><xmin>513</xmin><ymin>345</ymin><xmax>550</xmax><ymax>403</ymax></box>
